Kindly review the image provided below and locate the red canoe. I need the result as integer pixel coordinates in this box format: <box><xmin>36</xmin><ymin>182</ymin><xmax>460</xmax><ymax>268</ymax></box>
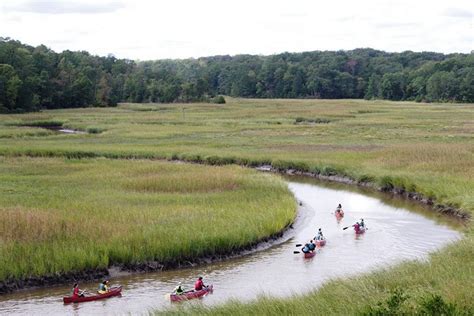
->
<box><xmin>355</xmin><ymin>227</ymin><xmax>366</xmax><ymax>235</ymax></box>
<box><xmin>335</xmin><ymin>211</ymin><xmax>344</xmax><ymax>219</ymax></box>
<box><xmin>304</xmin><ymin>251</ymin><xmax>316</xmax><ymax>259</ymax></box>
<box><xmin>63</xmin><ymin>286</ymin><xmax>122</xmax><ymax>304</ymax></box>
<box><xmin>170</xmin><ymin>285</ymin><xmax>213</xmax><ymax>302</ymax></box>
<box><xmin>315</xmin><ymin>239</ymin><xmax>326</xmax><ymax>247</ymax></box>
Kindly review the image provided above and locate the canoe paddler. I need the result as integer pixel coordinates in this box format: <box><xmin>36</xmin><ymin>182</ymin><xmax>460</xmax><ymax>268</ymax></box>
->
<box><xmin>308</xmin><ymin>240</ymin><xmax>316</xmax><ymax>252</ymax></box>
<box><xmin>353</xmin><ymin>222</ymin><xmax>361</xmax><ymax>233</ymax></box>
<box><xmin>98</xmin><ymin>280</ymin><xmax>109</xmax><ymax>294</ymax></box>
<box><xmin>194</xmin><ymin>277</ymin><xmax>206</xmax><ymax>291</ymax></box>
<box><xmin>72</xmin><ymin>283</ymin><xmax>85</xmax><ymax>298</ymax></box>
<box><xmin>315</xmin><ymin>228</ymin><xmax>324</xmax><ymax>241</ymax></box>
<box><xmin>360</xmin><ymin>218</ymin><xmax>365</xmax><ymax>228</ymax></box>
<box><xmin>174</xmin><ymin>282</ymin><xmax>185</xmax><ymax>295</ymax></box>
<box><xmin>336</xmin><ymin>204</ymin><xmax>343</xmax><ymax>215</ymax></box>
<box><xmin>301</xmin><ymin>242</ymin><xmax>311</xmax><ymax>253</ymax></box>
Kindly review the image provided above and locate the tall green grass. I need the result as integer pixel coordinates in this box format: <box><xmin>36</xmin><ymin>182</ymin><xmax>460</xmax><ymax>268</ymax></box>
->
<box><xmin>0</xmin><ymin>99</ymin><xmax>472</xmax><ymax>312</ymax></box>
<box><xmin>0</xmin><ymin>157</ymin><xmax>295</xmax><ymax>282</ymax></box>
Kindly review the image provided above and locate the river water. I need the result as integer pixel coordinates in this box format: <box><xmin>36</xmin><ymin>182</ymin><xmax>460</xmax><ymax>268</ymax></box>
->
<box><xmin>0</xmin><ymin>178</ymin><xmax>460</xmax><ymax>315</ymax></box>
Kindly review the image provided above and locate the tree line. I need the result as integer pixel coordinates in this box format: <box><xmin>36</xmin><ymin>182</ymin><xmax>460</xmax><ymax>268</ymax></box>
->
<box><xmin>1</xmin><ymin>37</ymin><xmax>473</xmax><ymax>112</ymax></box>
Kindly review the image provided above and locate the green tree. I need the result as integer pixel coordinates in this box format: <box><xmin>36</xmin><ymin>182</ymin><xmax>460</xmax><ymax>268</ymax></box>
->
<box><xmin>380</xmin><ymin>72</ymin><xmax>406</xmax><ymax>100</ymax></box>
<box><xmin>365</xmin><ymin>74</ymin><xmax>381</xmax><ymax>99</ymax></box>
<box><xmin>426</xmin><ymin>71</ymin><xmax>458</xmax><ymax>101</ymax></box>
<box><xmin>0</xmin><ymin>64</ymin><xmax>22</xmax><ymax>112</ymax></box>
<box><xmin>95</xmin><ymin>73</ymin><xmax>113</xmax><ymax>106</ymax></box>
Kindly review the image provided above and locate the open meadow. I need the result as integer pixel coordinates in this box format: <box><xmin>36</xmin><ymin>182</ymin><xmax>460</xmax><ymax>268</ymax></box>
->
<box><xmin>0</xmin><ymin>98</ymin><xmax>473</xmax><ymax>312</ymax></box>
<box><xmin>1</xmin><ymin>98</ymin><xmax>472</xmax><ymax>211</ymax></box>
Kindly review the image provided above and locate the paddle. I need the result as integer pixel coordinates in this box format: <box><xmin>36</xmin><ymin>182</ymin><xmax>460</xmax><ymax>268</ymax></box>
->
<box><xmin>294</xmin><ymin>249</ymin><xmax>321</xmax><ymax>255</ymax></box>
<box><xmin>81</xmin><ymin>290</ymin><xmax>95</xmax><ymax>296</ymax></box>
<box><xmin>295</xmin><ymin>244</ymin><xmax>302</xmax><ymax>247</ymax></box>
<box><xmin>343</xmin><ymin>226</ymin><xmax>368</xmax><ymax>231</ymax></box>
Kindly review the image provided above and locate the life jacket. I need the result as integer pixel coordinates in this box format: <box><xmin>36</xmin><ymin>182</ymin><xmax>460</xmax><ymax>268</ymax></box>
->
<box><xmin>302</xmin><ymin>246</ymin><xmax>310</xmax><ymax>253</ymax></box>
<box><xmin>98</xmin><ymin>283</ymin><xmax>108</xmax><ymax>294</ymax></box>
<box><xmin>308</xmin><ymin>243</ymin><xmax>316</xmax><ymax>250</ymax></box>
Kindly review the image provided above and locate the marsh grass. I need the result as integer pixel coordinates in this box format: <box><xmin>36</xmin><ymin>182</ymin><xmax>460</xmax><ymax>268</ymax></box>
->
<box><xmin>0</xmin><ymin>99</ymin><xmax>471</xmax><ymax>213</ymax></box>
<box><xmin>0</xmin><ymin>157</ymin><xmax>295</xmax><ymax>282</ymax></box>
<box><xmin>0</xmin><ymin>99</ymin><xmax>473</xmax><ymax>312</ymax></box>
<box><xmin>9</xmin><ymin>119</ymin><xmax>64</xmax><ymax>127</ymax></box>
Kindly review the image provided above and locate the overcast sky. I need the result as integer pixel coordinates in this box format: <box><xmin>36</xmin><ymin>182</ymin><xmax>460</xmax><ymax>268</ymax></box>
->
<box><xmin>1</xmin><ymin>0</ymin><xmax>472</xmax><ymax>60</ymax></box>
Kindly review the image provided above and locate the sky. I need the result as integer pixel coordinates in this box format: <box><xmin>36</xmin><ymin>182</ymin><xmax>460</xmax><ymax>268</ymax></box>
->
<box><xmin>0</xmin><ymin>0</ymin><xmax>473</xmax><ymax>60</ymax></box>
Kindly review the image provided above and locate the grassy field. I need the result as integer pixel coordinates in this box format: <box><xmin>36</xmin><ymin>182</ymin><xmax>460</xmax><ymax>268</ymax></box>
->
<box><xmin>0</xmin><ymin>98</ymin><xmax>472</xmax><ymax>312</ymax></box>
<box><xmin>0</xmin><ymin>99</ymin><xmax>472</xmax><ymax>212</ymax></box>
<box><xmin>0</xmin><ymin>157</ymin><xmax>295</xmax><ymax>282</ymax></box>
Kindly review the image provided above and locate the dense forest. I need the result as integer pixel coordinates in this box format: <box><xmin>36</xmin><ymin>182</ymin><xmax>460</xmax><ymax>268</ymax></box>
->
<box><xmin>0</xmin><ymin>37</ymin><xmax>473</xmax><ymax>112</ymax></box>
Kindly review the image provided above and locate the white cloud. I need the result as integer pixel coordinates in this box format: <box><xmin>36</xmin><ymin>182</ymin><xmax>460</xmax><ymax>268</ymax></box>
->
<box><xmin>442</xmin><ymin>7</ymin><xmax>473</xmax><ymax>18</ymax></box>
<box><xmin>3</xmin><ymin>0</ymin><xmax>125</xmax><ymax>14</ymax></box>
<box><xmin>0</xmin><ymin>0</ymin><xmax>472</xmax><ymax>59</ymax></box>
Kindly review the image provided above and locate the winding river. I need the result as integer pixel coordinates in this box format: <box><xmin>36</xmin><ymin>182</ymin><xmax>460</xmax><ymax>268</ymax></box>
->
<box><xmin>0</xmin><ymin>177</ymin><xmax>461</xmax><ymax>315</ymax></box>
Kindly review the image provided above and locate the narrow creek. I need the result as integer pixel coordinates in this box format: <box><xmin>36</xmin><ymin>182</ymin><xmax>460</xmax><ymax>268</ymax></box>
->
<box><xmin>0</xmin><ymin>177</ymin><xmax>461</xmax><ymax>315</ymax></box>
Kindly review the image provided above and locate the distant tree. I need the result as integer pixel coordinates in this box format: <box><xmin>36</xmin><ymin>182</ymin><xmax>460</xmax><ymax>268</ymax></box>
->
<box><xmin>459</xmin><ymin>68</ymin><xmax>474</xmax><ymax>102</ymax></box>
<box><xmin>426</xmin><ymin>71</ymin><xmax>458</xmax><ymax>101</ymax></box>
<box><xmin>365</xmin><ymin>74</ymin><xmax>381</xmax><ymax>99</ymax></box>
<box><xmin>0</xmin><ymin>38</ymin><xmax>473</xmax><ymax>112</ymax></box>
<box><xmin>405</xmin><ymin>76</ymin><xmax>427</xmax><ymax>101</ymax></box>
<box><xmin>0</xmin><ymin>64</ymin><xmax>22</xmax><ymax>112</ymax></box>
<box><xmin>95</xmin><ymin>73</ymin><xmax>113</xmax><ymax>106</ymax></box>
<box><xmin>380</xmin><ymin>72</ymin><xmax>406</xmax><ymax>100</ymax></box>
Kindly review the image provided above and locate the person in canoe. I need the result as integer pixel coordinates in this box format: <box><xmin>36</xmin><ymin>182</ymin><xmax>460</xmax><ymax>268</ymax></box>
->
<box><xmin>360</xmin><ymin>218</ymin><xmax>365</xmax><ymax>228</ymax></box>
<box><xmin>194</xmin><ymin>277</ymin><xmax>206</xmax><ymax>291</ymax></box>
<box><xmin>302</xmin><ymin>240</ymin><xmax>315</xmax><ymax>253</ymax></box>
<box><xmin>353</xmin><ymin>222</ymin><xmax>362</xmax><ymax>233</ymax></box>
<box><xmin>335</xmin><ymin>204</ymin><xmax>344</xmax><ymax>215</ymax></box>
<box><xmin>174</xmin><ymin>282</ymin><xmax>185</xmax><ymax>295</ymax></box>
<box><xmin>301</xmin><ymin>241</ymin><xmax>311</xmax><ymax>253</ymax></box>
<box><xmin>315</xmin><ymin>228</ymin><xmax>324</xmax><ymax>241</ymax></box>
<box><xmin>72</xmin><ymin>283</ymin><xmax>85</xmax><ymax>298</ymax></box>
<box><xmin>308</xmin><ymin>240</ymin><xmax>316</xmax><ymax>252</ymax></box>
<box><xmin>98</xmin><ymin>280</ymin><xmax>110</xmax><ymax>294</ymax></box>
